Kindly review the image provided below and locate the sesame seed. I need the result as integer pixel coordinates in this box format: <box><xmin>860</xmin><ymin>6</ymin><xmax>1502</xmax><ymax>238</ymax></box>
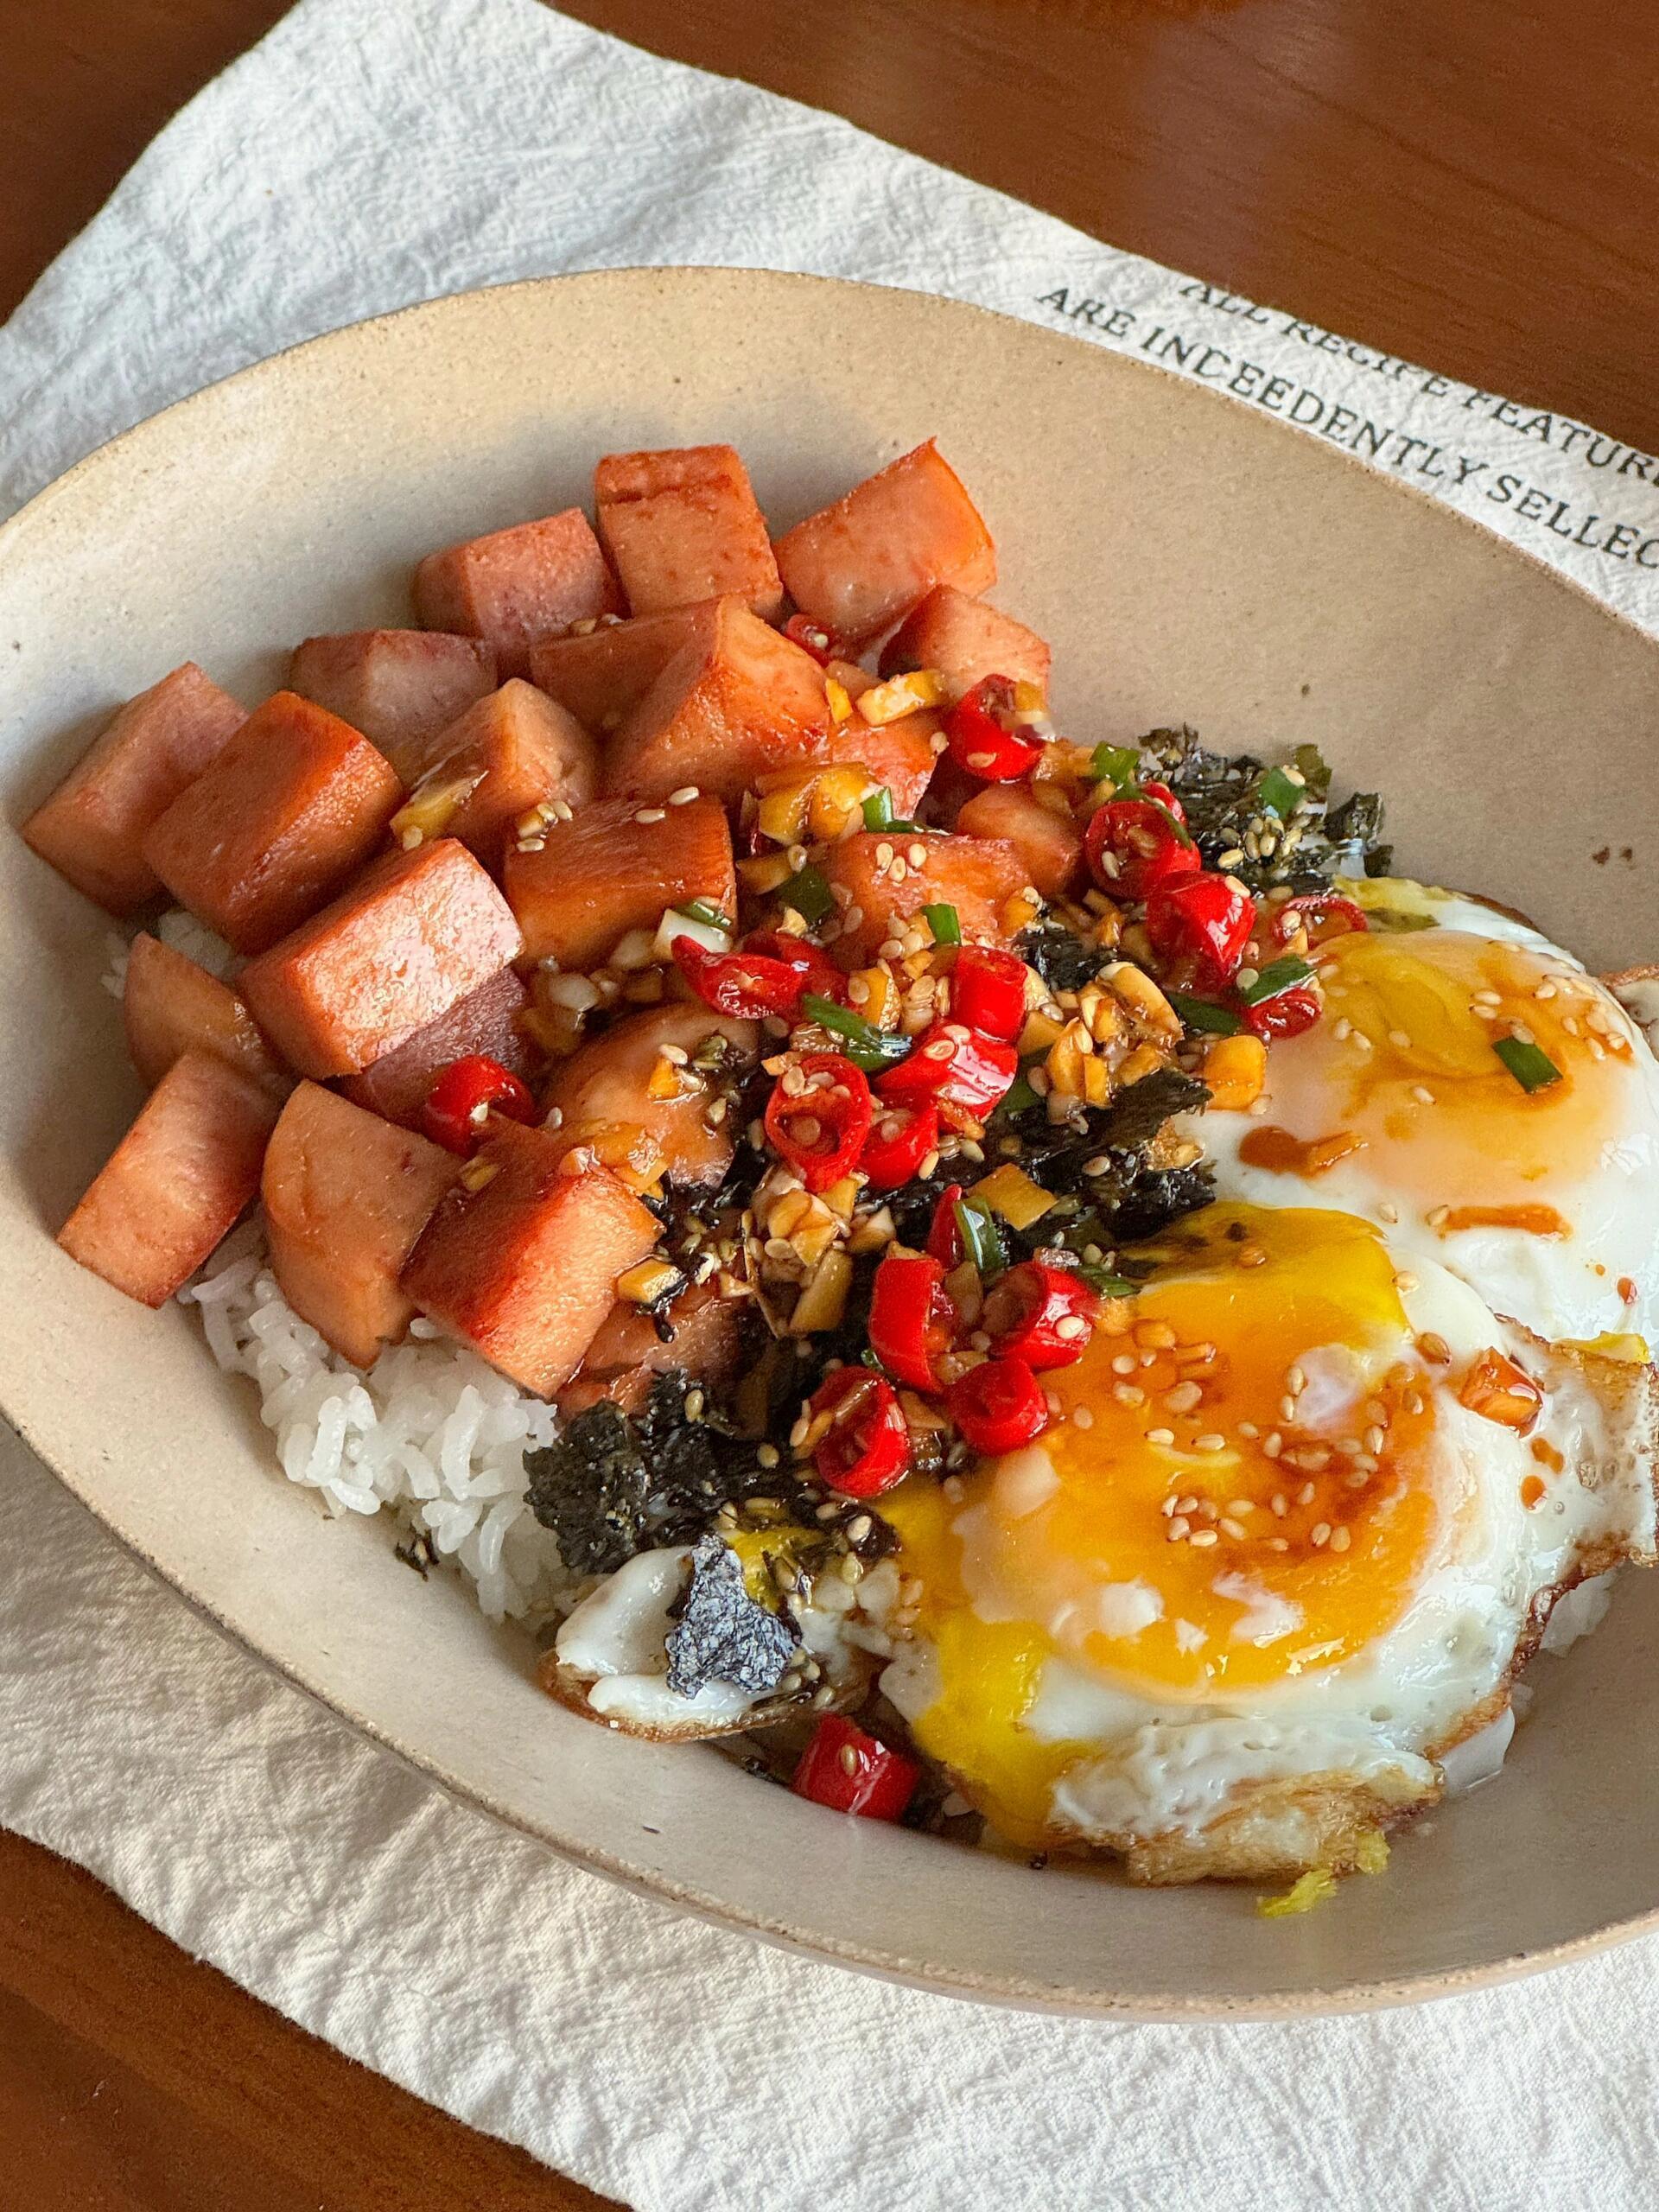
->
<box><xmin>757</xmin><ymin>1443</ymin><xmax>780</xmax><ymax>1469</ymax></box>
<box><xmin>1193</xmin><ymin>1432</ymin><xmax>1227</xmax><ymax>1452</ymax></box>
<box><xmin>1164</xmin><ymin>1381</ymin><xmax>1202</xmax><ymax>1414</ymax></box>
<box><xmin>1388</xmin><ymin>1027</ymin><xmax>1412</xmax><ymax>1048</ymax></box>
<box><xmin>1287</xmin><ymin>1365</ymin><xmax>1306</xmax><ymax>1394</ymax></box>
<box><xmin>1112</xmin><ymin>1353</ymin><xmax>1136</xmax><ymax>1376</ymax></box>
<box><xmin>1147</xmin><ymin>1427</ymin><xmax>1176</xmax><ymax>1446</ymax></box>
<box><xmin>1270</xmin><ymin>1492</ymin><xmax>1287</xmax><ymax>1516</ymax></box>
<box><xmin>1113</xmin><ymin>1382</ymin><xmax>1145</xmax><ymax>1405</ymax></box>
<box><xmin>1166</xmin><ymin>1517</ymin><xmax>1191</xmax><ymax>1541</ymax></box>
<box><xmin>1227</xmin><ymin>1499</ymin><xmax>1253</xmax><ymax>1516</ymax></box>
<box><xmin>1219</xmin><ymin>1516</ymin><xmax>1247</xmax><ymax>1539</ymax></box>
<box><xmin>1055</xmin><ymin>1314</ymin><xmax>1089</xmax><ymax>1340</ymax></box>
<box><xmin>1329</xmin><ymin>1525</ymin><xmax>1352</xmax><ymax>1552</ymax></box>
<box><xmin>1395</xmin><ymin>1270</ymin><xmax>1420</xmax><ymax>1293</ymax></box>
<box><xmin>1377</xmin><ymin>1200</ymin><xmax>1399</xmax><ymax>1224</ymax></box>
<box><xmin>1188</xmin><ymin>1528</ymin><xmax>1219</xmax><ymax>1548</ymax></box>
<box><xmin>1311</xmin><ymin>1522</ymin><xmax>1332</xmax><ymax>1547</ymax></box>
<box><xmin>1410</xmin><ymin>1086</ymin><xmax>1435</xmax><ymax>1105</ymax></box>
<box><xmin>1072</xmin><ymin>1404</ymin><xmax>1095</xmax><ymax>1429</ymax></box>
<box><xmin>667</xmin><ymin>785</ymin><xmax>700</xmax><ymax>804</ymax></box>
<box><xmin>838</xmin><ymin>1744</ymin><xmax>861</xmax><ymax>1775</ymax></box>
<box><xmin>1297</xmin><ymin>1482</ymin><xmax>1317</xmax><ymax>1506</ymax></box>
<box><xmin>1267</xmin><ymin>1536</ymin><xmax>1290</xmax><ymax>1552</ymax></box>
<box><xmin>633</xmin><ymin>807</ymin><xmax>666</xmax><ymax>823</ymax></box>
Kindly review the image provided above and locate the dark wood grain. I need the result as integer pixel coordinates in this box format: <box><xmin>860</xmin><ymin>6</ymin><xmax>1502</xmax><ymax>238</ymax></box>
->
<box><xmin>4</xmin><ymin>0</ymin><xmax>1658</xmax><ymax>2201</ymax></box>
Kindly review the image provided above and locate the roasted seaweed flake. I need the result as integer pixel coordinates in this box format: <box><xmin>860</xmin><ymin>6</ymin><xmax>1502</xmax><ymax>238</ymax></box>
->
<box><xmin>1014</xmin><ymin>921</ymin><xmax>1109</xmax><ymax>995</ymax></box>
<box><xmin>665</xmin><ymin>1534</ymin><xmax>798</xmax><ymax>1699</ymax></box>
<box><xmin>1141</xmin><ymin>726</ymin><xmax>1386</xmax><ymax>892</ymax></box>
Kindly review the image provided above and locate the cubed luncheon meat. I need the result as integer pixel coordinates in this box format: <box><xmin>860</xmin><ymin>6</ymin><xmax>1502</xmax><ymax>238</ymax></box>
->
<box><xmin>879</xmin><ymin>586</ymin><xmax>1051</xmax><ymax>701</ymax></box>
<box><xmin>22</xmin><ymin>663</ymin><xmax>245</xmax><ymax>915</ymax></box>
<box><xmin>288</xmin><ymin>630</ymin><xmax>497</xmax><ymax>782</ymax></box>
<box><xmin>397</xmin><ymin>680</ymin><xmax>596</xmax><ymax>865</ymax></box>
<box><xmin>57</xmin><ymin>1048</ymin><xmax>280</xmax><ymax>1306</ymax></box>
<box><xmin>818</xmin><ymin>830</ymin><xmax>1029</xmax><ymax>968</ymax></box>
<box><xmin>339</xmin><ymin>967</ymin><xmax>536</xmax><ymax>1132</ymax></box>
<box><xmin>238</xmin><ymin>837</ymin><xmax>523</xmax><ymax>1079</ymax></box>
<box><xmin>601</xmin><ymin>598</ymin><xmax>830</xmax><ymax>804</ymax></box>
<box><xmin>402</xmin><ymin>1125</ymin><xmax>660</xmax><ymax>1397</ymax></box>
<box><xmin>594</xmin><ymin>445</ymin><xmax>784</xmax><ymax>620</ymax></box>
<box><xmin>543</xmin><ymin>1002</ymin><xmax>757</xmax><ymax>1192</ymax></box>
<box><xmin>528</xmin><ymin>605</ymin><xmax>712</xmax><ymax>732</ymax></box>
<box><xmin>141</xmin><ymin>691</ymin><xmax>404</xmax><ymax>955</ymax></box>
<box><xmin>773</xmin><ymin>440</ymin><xmax>996</xmax><ymax>649</ymax></box>
<box><xmin>415</xmin><ymin>509</ymin><xmax>622</xmax><ymax>677</ymax></box>
<box><xmin>557</xmin><ymin>1274</ymin><xmax>747</xmax><ymax>1418</ymax></box>
<box><xmin>123</xmin><ymin>933</ymin><xmax>290</xmax><ymax>1096</ymax></box>
<box><xmin>261</xmin><ymin>1083</ymin><xmax>458</xmax><ymax>1369</ymax></box>
<box><xmin>955</xmin><ymin>781</ymin><xmax>1084</xmax><ymax>900</ymax></box>
<box><xmin>502</xmin><ymin>792</ymin><xmax>734</xmax><ymax>971</ymax></box>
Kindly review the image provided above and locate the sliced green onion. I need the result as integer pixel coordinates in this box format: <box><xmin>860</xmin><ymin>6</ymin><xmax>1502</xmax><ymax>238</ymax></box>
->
<box><xmin>954</xmin><ymin>1198</ymin><xmax>1007</xmax><ymax>1277</ymax></box>
<box><xmin>1238</xmin><ymin>956</ymin><xmax>1313</xmax><ymax>1007</ymax></box>
<box><xmin>779</xmin><ymin>864</ymin><xmax>834</xmax><ymax>927</ymax></box>
<box><xmin>1168</xmin><ymin>991</ymin><xmax>1244</xmax><ymax>1036</ymax></box>
<box><xmin>1090</xmin><ymin>742</ymin><xmax>1141</xmax><ymax>788</ymax></box>
<box><xmin>673</xmin><ymin>897</ymin><xmax>734</xmax><ymax>932</ymax></box>
<box><xmin>1078</xmin><ymin>1267</ymin><xmax>1137</xmax><ymax>1296</ymax></box>
<box><xmin>995</xmin><ymin>1071</ymin><xmax>1041</xmax><ymax>1117</ymax></box>
<box><xmin>1493</xmin><ymin>1036</ymin><xmax>1563</xmax><ymax>1093</ymax></box>
<box><xmin>922</xmin><ymin>901</ymin><xmax>962</xmax><ymax>947</ymax></box>
<box><xmin>861</xmin><ymin>787</ymin><xmax>895</xmax><ymax>831</ymax></box>
<box><xmin>799</xmin><ymin>994</ymin><xmax>913</xmax><ymax>1071</ymax></box>
<box><xmin>1254</xmin><ymin>766</ymin><xmax>1305</xmax><ymax>820</ymax></box>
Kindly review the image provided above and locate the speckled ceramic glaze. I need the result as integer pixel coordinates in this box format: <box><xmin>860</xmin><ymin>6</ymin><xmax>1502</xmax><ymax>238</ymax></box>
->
<box><xmin>3</xmin><ymin>270</ymin><xmax>1657</xmax><ymax>2016</ymax></box>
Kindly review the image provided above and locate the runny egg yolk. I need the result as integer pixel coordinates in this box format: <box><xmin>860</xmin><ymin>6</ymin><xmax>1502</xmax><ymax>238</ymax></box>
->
<box><xmin>879</xmin><ymin>1207</ymin><xmax>1460</xmax><ymax>1837</ymax></box>
<box><xmin>1262</xmin><ymin>928</ymin><xmax>1639</xmax><ymax>1212</ymax></box>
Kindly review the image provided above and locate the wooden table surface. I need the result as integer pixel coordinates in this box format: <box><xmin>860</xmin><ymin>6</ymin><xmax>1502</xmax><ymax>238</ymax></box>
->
<box><xmin>4</xmin><ymin>0</ymin><xmax>1656</xmax><ymax>2202</ymax></box>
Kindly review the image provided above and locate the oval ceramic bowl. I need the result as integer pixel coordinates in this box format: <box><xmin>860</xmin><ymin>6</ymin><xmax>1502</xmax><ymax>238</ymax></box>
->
<box><xmin>3</xmin><ymin>269</ymin><xmax>1658</xmax><ymax>2018</ymax></box>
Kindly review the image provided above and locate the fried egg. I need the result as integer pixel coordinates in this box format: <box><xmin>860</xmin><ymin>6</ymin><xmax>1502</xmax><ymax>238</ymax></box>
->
<box><xmin>872</xmin><ymin>1203</ymin><xmax>1656</xmax><ymax>1878</ymax></box>
<box><xmin>1186</xmin><ymin>880</ymin><xmax>1659</xmax><ymax>1348</ymax></box>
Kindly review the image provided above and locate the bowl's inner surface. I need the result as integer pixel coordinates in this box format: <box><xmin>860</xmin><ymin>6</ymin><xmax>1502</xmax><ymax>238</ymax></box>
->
<box><xmin>3</xmin><ymin>269</ymin><xmax>1658</xmax><ymax>2015</ymax></box>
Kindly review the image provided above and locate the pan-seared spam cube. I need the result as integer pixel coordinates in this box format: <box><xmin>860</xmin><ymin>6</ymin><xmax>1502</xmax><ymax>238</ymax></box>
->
<box><xmin>601</xmin><ymin>599</ymin><xmax>830</xmax><ymax>804</ymax></box>
<box><xmin>22</xmin><ymin>663</ymin><xmax>245</xmax><ymax>914</ymax></box>
<box><xmin>262</xmin><ymin>1083</ymin><xmax>459</xmax><ymax>1368</ymax></box>
<box><xmin>141</xmin><ymin>691</ymin><xmax>404</xmax><ymax>955</ymax></box>
<box><xmin>774</xmin><ymin>440</ymin><xmax>995</xmax><ymax>648</ymax></box>
<box><xmin>238</xmin><ymin>838</ymin><xmax>523</xmax><ymax>1079</ymax></box>
<box><xmin>415</xmin><ymin>509</ymin><xmax>623</xmax><ymax>677</ymax></box>
<box><xmin>123</xmin><ymin>933</ymin><xmax>290</xmax><ymax>1095</ymax></box>
<box><xmin>821</xmin><ymin>708</ymin><xmax>941</xmax><ymax>821</ymax></box>
<box><xmin>340</xmin><ymin>966</ymin><xmax>536</xmax><ymax>1131</ymax></box>
<box><xmin>956</xmin><ymin>782</ymin><xmax>1084</xmax><ymax>899</ymax></box>
<box><xmin>402</xmin><ymin>1126</ymin><xmax>661</xmax><ymax>1396</ymax></box>
<box><xmin>558</xmin><ymin>1275</ymin><xmax>746</xmax><ymax>1418</ymax></box>
<box><xmin>879</xmin><ymin>587</ymin><xmax>1050</xmax><ymax>700</ymax></box>
<box><xmin>502</xmin><ymin>792</ymin><xmax>734</xmax><ymax>970</ymax></box>
<box><xmin>288</xmin><ymin>630</ymin><xmax>497</xmax><ymax>781</ymax></box>
<box><xmin>542</xmin><ymin>1003</ymin><xmax>756</xmax><ymax>1192</ymax></box>
<box><xmin>57</xmin><ymin>1048</ymin><xmax>281</xmax><ymax>1306</ymax></box>
<box><xmin>529</xmin><ymin>603</ymin><xmax>725</xmax><ymax>731</ymax></box>
<box><xmin>395</xmin><ymin>680</ymin><xmax>597</xmax><ymax>865</ymax></box>
<box><xmin>818</xmin><ymin>830</ymin><xmax>1029</xmax><ymax>968</ymax></box>
<box><xmin>594</xmin><ymin>445</ymin><xmax>783</xmax><ymax>619</ymax></box>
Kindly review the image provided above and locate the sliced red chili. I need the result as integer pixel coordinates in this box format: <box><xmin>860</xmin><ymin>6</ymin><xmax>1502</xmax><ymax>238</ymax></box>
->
<box><xmin>1084</xmin><ymin>799</ymin><xmax>1201</xmax><ymax>900</ymax></box>
<box><xmin>791</xmin><ymin>1714</ymin><xmax>919</xmax><ymax>1820</ymax></box>
<box><xmin>738</xmin><ymin>929</ymin><xmax>845</xmax><ymax>1001</ymax></box>
<box><xmin>982</xmin><ymin>1259</ymin><xmax>1102</xmax><ymax>1370</ymax></box>
<box><xmin>1270</xmin><ymin>893</ymin><xmax>1370</xmax><ymax>950</ymax></box>
<box><xmin>925</xmin><ymin>1184</ymin><xmax>968</xmax><ymax>1267</ymax></box>
<box><xmin>421</xmin><ymin>1054</ymin><xmax>536</xmax><ymax>1156</ymax></box>
<box><xmin>874</xmin><ymin>1022</ymin><xmax>1019</xmax><ymax>1117</ymax></box>
<box><xmin>947</xmin><ymin>1354</ymin><xmax>1048</xmax><ymax>1455</ymax></box>
<box><xmin>675</xmin><ymin>937</ymin><xmax>820</xmax><ymax>1021</ymax></box>
<box><xmin>764</xmin><ymin>1052</ymin><xmax>873</xmax><ymax>1192</ymax></box>
<box><xmin>1243</xmin><ymin>984</ymin><xmax>1323</xmax><ymax>1039</ymax></box>
<box><xmin>784</xmin><ymin>612</ymin><xmax>840</xmax><ymax>665</ymax></box>
<box><xmin>869</xmin><ymin>1250</ymin><xmax>958</xmax><ymax>1391</ymax></box>
<box><xmin>860</xmin><ymin>1101</ymin><xmax>941</xmax><ymax>1190</ymax></box>
<box><xmin>1135</xmin><ymin>779</ymin><xmax>1187</xmax><ymax>823</ymax></box>
<box><xmin>944</xmin><ymin>676</ymin><xmax>1043</xmax><ymax>783</ymax></box>
<box><xmin>950</xmin><ymin>944</ymin><xmax>1029</xmax><ymax>1043</ymax></box>
<box><xmin>1145</xmin><ymin>872</ymin><xmax>1257</xmax><ymax>987</ymax></box>
<box><xmin>809</xmin><ymin>1367</ymin><xmax>912</xmax><ymax>1497</ymax></box>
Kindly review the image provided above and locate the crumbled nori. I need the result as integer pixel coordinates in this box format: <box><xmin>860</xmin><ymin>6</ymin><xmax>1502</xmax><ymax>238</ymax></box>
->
<box><xmin>664</xmin><ymin>1534</ymin><xmax>798</xmax><ymax>1698</ymax></box>
<box><xmin>1139</xmin><ymin>725</ymin><xmax>1386</xmax><ymax>893</ymax></box>
<box><xmin>1015</xmin><ymin>921</ymin><xmax>1108</xmax><ymax>995</ymax></box>
<box><xmin>995</xmin><ymin>1070</ymin><xmax>1215</xmax><ymax>1253</ymax></box>
<box><xmin>524</xmin><ymin>1372</ymin><xmax>760</xmax><ymax>1573</ymax></box>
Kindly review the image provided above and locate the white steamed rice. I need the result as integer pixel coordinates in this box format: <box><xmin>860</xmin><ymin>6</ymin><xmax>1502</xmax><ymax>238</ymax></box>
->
<box><xmin>181</xmin><ymin>1223</ymin><xmax>582</xmax><ymax>1628</ymax></box>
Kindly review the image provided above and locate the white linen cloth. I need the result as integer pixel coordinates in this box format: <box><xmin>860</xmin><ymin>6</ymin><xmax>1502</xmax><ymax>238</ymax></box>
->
<box><xmin>4</xmin><ymin>3</ymin><xmax>1659</xmax><ymax>2206</ymax></box>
